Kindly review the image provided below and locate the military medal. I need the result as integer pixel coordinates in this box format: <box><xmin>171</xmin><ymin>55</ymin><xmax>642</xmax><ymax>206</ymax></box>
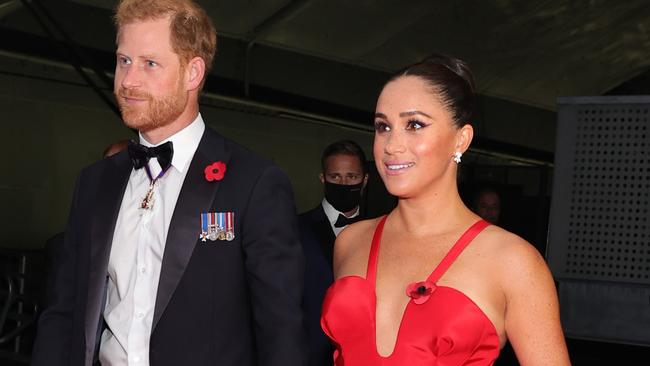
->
<box><xmin>199</xmin><ymin>231</ymin><xmax>209</xmax><ymax>242</ymax></box>
<box><xmin>208</xmin><ymin>213</ymin><xmax>218</xmax><ymax>241</ymax></box>
<box><xmin>199</xmin><ymin>212</ymin><xmax>235</xmax><ymax>242</ymax></box>
<box><xmin>200</xmin><ymin>213</ymin><xmax>209</xmax><ymax>242</ymax></box>
<box><xmin>140</xmin><ymin>163</ymin><xmax>169</xmax><ymax>210</ymax></box>
<box><xmin>225</xmin><ymin>212</ymin><xmax>235</xmax><ymax>241</ymax></box>
<box><xmin>140</xmin><ymin>181</ymin><xmax>156</xmax><ymax>209</ymax></box>
<box><xmin>200</xmin><ymin>213</ymin><xmax>219</xmax><ymax>242</ymax></box>
<box><xmin>216</xmin><ymin>212</ymin><xmax>225</xmax><ymax>240</ymax></box>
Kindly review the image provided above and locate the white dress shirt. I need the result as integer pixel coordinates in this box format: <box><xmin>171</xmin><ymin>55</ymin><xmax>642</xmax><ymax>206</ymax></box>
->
<box><xmin>99</xmin><ymin>114</ymin><xmax>205</xmax><ymax>366</ymax></box>
<box><xmin>321</xmin><ymin>198</ymin><xmax>359</xmax><ymax>237</ymax></box>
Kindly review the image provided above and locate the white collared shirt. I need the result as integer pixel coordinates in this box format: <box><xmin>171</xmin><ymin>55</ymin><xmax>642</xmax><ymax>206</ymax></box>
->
<box><xmin>321</xmin><ymin>198</ymin><xmax>359</xmax><ymax>237</ymax></box>
<box><xmin>99</xmin><ymin>114</ymin><xmax>205</xmax><ymax>366</ymax></box>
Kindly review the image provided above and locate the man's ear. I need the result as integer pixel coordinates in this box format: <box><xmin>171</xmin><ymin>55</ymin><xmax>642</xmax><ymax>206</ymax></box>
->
<box><xmin>362</xmin><ymin>173</ymin><xmax>369</xmax><ymax>189</ymax></box>
<box><xmin>319</xmin><ymin>172</ymin><xmax>325</xmax><ymax>184</ymax></box>
<box><xmin>185</xmin><ymin>56</ymin><xmax>206</xmax><ymax>91</ymax></box>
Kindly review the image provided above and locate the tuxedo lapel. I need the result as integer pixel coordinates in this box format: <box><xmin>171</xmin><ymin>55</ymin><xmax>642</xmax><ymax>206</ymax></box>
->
<box><xmin>153</xmin><ymin>128</ymin><xmax>230</xmax><ymax>330</ymax></box>
<box><xmin>85</xmin><ymin>153</ymin><xmax>132</xmax><ymax>355</ymax></box>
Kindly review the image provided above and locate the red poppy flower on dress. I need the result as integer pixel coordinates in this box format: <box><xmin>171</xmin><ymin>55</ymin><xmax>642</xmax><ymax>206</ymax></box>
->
<box><xmin>406</xmin><ymin>280</ymin><xmax>436</xmax><ymax>305</ymax></box>
<box><xmin>204</xmin><ymin>161</ymin><xmax>227</xmax><ymax>182</ymax></box>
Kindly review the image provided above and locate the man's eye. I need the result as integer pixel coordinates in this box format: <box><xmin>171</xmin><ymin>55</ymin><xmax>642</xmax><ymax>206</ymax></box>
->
<box><xmin>147</xmin><ymin>60</ymin><xmax>158</xmax><ymax>67</ymax></box>
<box><xmin>117</xmin><ymin>57</ymin><xmax>131</xmax><ymax>66</ymax></box>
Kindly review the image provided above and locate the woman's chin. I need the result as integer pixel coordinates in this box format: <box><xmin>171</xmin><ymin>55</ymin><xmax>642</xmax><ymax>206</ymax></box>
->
<box><xmin>384</xmin><ymin>184</ymin><xmax>414</xmax><ymax>199</ymax></box>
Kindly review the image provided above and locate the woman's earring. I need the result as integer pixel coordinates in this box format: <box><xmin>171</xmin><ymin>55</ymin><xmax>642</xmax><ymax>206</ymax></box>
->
<box><xmin>453</xmin><ymin>152</ymin><xmax>462</xmax><ymax>164</ymax></box>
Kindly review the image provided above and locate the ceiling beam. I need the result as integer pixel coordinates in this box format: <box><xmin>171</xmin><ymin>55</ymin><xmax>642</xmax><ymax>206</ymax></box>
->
<box><xmin>0</xmin><ymin>0</ymin><xmax>21</xmax><ymax>18</ymax></box>
<box><xmin>18</xmin><ymin>0</ymin><xmax>119</xmax><ymax>116</ymax></box>
<box><xmin>244</xmin><ymin>0</ymin><xmax>311</xmax><ymax>96</ymax></box>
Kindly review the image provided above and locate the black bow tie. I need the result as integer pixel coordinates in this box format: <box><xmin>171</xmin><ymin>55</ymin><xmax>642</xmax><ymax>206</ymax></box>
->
<box><xmin>127</xmin><ymin>140</ymin><xmax>174</xmax><ymax>172</ymax></box>
<box><xmin>334</xmin><ymin>214</ymin><xmax>360</xmax><ymax>228</ymax></box>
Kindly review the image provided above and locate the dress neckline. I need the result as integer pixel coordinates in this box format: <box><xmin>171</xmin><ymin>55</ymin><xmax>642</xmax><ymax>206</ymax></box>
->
<box><xmin>366</xmin><ymin>215</ymin><xmax>491</xmax><ymax>358</ymax></box>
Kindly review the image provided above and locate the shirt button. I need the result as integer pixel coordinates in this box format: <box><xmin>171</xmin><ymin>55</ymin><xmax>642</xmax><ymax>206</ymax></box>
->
<box><xmin>136</xmin><ymin>312</ymin><xmax>144</xmax><ymax>319</ymax></box>
<box><xmin>139</xmin><ymin>267</ymin><xmax>146</xmax><ymax>274</ymax></box>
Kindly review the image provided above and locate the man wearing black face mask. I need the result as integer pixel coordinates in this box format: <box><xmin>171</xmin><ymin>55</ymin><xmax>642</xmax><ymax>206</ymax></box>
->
<box><xmin>298</xmin><ymin>140</ymin><xmax>368</xmax><ymax>366</ymax></box>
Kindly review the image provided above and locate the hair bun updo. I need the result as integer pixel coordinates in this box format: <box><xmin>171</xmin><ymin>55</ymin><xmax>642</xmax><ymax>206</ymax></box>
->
<box><xmin>389</xmin><ymin>54</ymin><xmax>476</xmax><ymax>128</ymax></box>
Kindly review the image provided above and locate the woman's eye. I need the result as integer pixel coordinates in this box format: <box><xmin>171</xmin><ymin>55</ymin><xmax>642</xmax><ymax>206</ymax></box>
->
<box><xmin>406</xmin><ymin>119</ymin><xmax>426</xmax><ymax>130</ymax></box>
<box><xmin>374</xmin><ymin>121</ymin><xmax>391</xmax><ymax>133</ymax></box>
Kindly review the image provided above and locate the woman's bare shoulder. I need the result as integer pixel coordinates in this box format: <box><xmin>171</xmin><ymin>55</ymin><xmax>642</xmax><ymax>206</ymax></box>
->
<box><xmin>333</xmin><ymin>216</ymin><xmax>384</xmax><ymax>277</ymax></box>
<box><xmin>337</xmin><ymin>216</ymin><xmax>381</xmax><ymax>244</ymax></box>
<box><xmin>480</xmin><ymin>227</ymin><xmax>569</xmax><ymax>364</ymax></box>
<box><xmin>478</xmin><ymin>225</ymin><xmax>553</xmax><ymax>290</ymax></box>
<box><xmin>478</xmin><ymin>225</ymin><xmax>540</xmax><ymax>258</ymax></box>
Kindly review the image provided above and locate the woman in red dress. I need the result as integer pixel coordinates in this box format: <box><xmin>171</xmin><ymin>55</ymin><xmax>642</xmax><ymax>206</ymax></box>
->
<box><xmin>321</xmin><ymin>55</ymin><xmax>571</xmax><ymax>365</ymax></box>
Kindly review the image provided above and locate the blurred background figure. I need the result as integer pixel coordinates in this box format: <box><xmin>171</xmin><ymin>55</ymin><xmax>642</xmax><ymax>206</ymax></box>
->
<box><xmin>298</xmin><ymin>139</ymin><xmax>368</xmax><ymax>366</ymax></box>
<box><xmin>102</xmin><ymin>139</ymin><xmax>130</xmax><ymax>158</ymax></box>
<box><xmin>472</xmin><ymin>186</ymin><xmax>501</xmax><ymax>224</ymax></box>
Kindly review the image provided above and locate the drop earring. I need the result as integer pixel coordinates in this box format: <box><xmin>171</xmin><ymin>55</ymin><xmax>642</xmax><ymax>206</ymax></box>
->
<box><xmin>453</xmin><ymin>152</ymin><xmax>462</xmax><ymax>164</ymax></box>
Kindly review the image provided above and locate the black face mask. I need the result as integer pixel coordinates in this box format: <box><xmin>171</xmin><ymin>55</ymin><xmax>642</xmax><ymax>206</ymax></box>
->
<box><xmin>324</xmin><ymin>181</ymin><xmax>363</xmax><ymax>213</ymax></box>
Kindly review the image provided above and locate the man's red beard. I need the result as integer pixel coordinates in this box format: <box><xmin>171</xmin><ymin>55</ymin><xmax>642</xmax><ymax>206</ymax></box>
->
<box><xmin>115</xmin><ymin>85</ymin><xmax>188</xmax><ymax>132</ymax></box>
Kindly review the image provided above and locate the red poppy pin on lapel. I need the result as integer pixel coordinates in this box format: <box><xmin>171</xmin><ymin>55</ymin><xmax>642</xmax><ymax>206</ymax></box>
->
<box><xmin>204</xmin><ymin>161</ymin><xmax>227</xmax><ymax>182</ymax></box>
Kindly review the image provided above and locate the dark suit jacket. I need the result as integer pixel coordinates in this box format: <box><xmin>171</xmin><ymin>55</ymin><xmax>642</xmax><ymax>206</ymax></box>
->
<box><xmin>298</xmin><ymin>205</ymin><xmax>336</xmax><ymax>366</ymax></box>
<box><xmin>31</xmin><ymin>126</ymin><xmax>306</xmax><ymax>366</ymax></box>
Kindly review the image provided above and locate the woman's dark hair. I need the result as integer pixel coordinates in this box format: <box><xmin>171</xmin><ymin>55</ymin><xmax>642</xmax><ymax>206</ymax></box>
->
<box><xmin>388</xmin><ymin>54</ymin><xmax>476</xmax><ymax>128</ymax></box>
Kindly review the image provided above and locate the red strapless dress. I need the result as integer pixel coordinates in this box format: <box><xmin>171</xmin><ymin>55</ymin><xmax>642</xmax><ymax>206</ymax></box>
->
<box><xmin>321</xmin><ymin>216</ymin><xmax>499</xmax><ymax>365</ymax></box>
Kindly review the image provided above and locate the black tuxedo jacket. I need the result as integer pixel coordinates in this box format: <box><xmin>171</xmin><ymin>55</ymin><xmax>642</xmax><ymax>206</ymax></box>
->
<box><xmin>298</xmin><ymin>205</ymin><xmax>336</xmax><ymax>366</ymax></box>
<box><xmin>32</xmin><ymin>126</ymin><xmax>306</xmax><ymax>366</ymax></box>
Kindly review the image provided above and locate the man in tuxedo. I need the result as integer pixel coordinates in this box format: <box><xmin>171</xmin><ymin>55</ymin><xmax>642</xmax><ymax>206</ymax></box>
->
<box><xmin>298</xmin><ymin>140</ymin><xmax>368</xmax><ymax>366</ymax></box>
<box><xmin>31</xmin><ymin>1</ymin><xmax>305</xmax><ymax>365</ymax></box>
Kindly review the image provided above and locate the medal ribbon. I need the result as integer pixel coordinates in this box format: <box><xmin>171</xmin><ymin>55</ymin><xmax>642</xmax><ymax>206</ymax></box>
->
<box><xmin>144</xmin><ymin>163</ymin><xmax>171</xmax><ymax>183</ymax></box>
<box><xmin>217</xmin><ymin>212</ymin><xmax>224</xmax><ymax>231</ymax></box>
<box><xmin>201</xmin><ymin>213</ymin><xmax>208</xmax><ymax>233</ymax></box>
<box><xmin>226</xmin><ymin>212</ymin><xmax>233</xmax><ymax>233</ymax></box>
<box><xmin>140</xmin><ymin>162</ymin><xmax>172</xmax><ymax>210</ymax></box>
